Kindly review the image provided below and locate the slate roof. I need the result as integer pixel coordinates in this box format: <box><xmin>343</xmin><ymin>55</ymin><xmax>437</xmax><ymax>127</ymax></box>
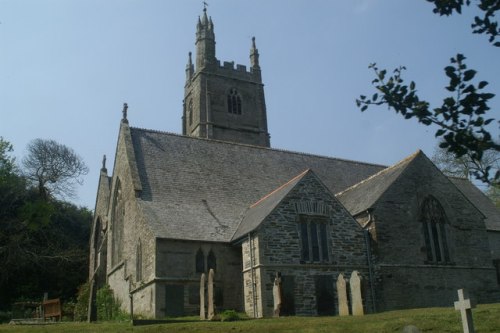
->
<box><xmin>336</xmin><ymin>151</ymin><xmax>420</xmax><ymax>216</ymax></box>
<box><xmin>231</xmin><ymin>169</ymin><xmax>310</xmax><ymax>241</ymax></box>
<box><xmin>450</xmin><ymin>177</ymin><xmax>500</xmax><ymax>231</ymax></box>
<box><xmin>129</xmin><ymin>127</ymin><xmax>386</xmax><ymax>242</ymax></box>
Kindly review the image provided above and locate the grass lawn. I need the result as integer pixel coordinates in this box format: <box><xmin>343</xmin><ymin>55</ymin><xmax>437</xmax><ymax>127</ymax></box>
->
<box><xmin>1</xmin><ymin>303</ymin><xmax>499</xmax><ymax>333</ymax></box>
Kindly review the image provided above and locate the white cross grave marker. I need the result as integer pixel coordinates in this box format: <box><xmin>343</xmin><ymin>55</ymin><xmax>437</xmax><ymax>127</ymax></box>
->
<box><xmin>454</xmin><ymin>288</ymin><xmax>475</xmax><ymax>333</ymax></box>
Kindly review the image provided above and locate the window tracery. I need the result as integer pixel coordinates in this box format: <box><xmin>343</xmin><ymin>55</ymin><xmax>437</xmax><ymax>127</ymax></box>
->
<box><xmin>227</xmin><ymin>88</ymin><xmax>242</xmax><ymax>115</ymax></box>
<box><xmin>421</xmin><ymin>196</ymin><xmax>451</xmax><ymax>264</ymax></box>
<box><xmin>299</xmin><ymin>216</ymin><xmax>329</xmax><ymax>263</ymax></box>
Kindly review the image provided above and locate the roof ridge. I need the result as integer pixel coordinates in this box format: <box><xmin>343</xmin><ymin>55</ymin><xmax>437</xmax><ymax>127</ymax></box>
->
<box><xmin>336</xmin><ymin>150</ymin><xmax>421</xmax><ymax>197</ymax></box>
<box><xmin>129</xmin><ymin>126</ymin><xmax>387</xmax><ymax>168</ymax></box>
<box><xmin>250</xmin><ymin>169</ymin><xmax>310</xmax><ymax>208</ymax></box>
<box><xmin>447</xmin><ymin>175</ymin><xmax>469</xmax><ymax>180</ymax></box>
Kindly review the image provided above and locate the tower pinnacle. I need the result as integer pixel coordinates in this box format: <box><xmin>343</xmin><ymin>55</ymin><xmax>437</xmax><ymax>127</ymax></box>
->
<box><xmin>250</xmin><ymin>36</ymin><xmax>260</xmax><ymax>69</ymax></box>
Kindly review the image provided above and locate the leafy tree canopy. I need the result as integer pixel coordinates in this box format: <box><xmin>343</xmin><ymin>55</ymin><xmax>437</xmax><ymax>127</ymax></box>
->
<box><xmin>356</xmin><ymin>1</ymin><xmax>499</xmax><ymax>186</ymax></box>
<box><xmin>23</xmin><ymin>139</ymin><xmax>89</xmax><ymax>200</ymax></box>
<box><xmin>0</xmin><ymin>138</ymin><xmax>91</xmax><ymax>311</ymax></box>
<box><xmin>427</xmin><ymin>0</ymin><xmax>500</xmax><ymax>47</ymax></box>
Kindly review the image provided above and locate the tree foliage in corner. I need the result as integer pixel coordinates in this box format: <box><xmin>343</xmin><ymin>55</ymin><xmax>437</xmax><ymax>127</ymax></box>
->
<box><xmin>0</xmin><ymin>137</ymin><xmax>91</xmax><ymax>311</ymax></box>
<box><xmin>426</xmin><ymin>0</ymin><xmax>500</xmax><ymax>47</ymax></box>
<box><xmin>23</xmin><ymin>139</ymin><xmax>89</xmax><ymax>200</ymax></box>
<box><xmin>356</xmin><ymin>54</ymin><xmax>499</xmax><ymax>185</ymax></box>
<box><xmin>356</xmin><ymin>1</ymin><xmax>499</xmax><ymax>186</ymax></box>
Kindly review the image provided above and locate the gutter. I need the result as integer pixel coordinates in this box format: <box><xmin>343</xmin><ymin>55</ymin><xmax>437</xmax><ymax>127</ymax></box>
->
<box><xmin>363</xmin><ymin>210</ymin><xmax>377</xmax><ymax>313</ymax></box>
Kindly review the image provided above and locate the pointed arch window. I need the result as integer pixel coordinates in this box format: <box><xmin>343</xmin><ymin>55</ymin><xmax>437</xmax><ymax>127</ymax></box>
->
<box><xmin>196</xmin><ymin>248</ymin><xmax>205</xmax><ymax>273</ymax></box>
<box><xmin>136</xmin><ymin>239</ymin><xmax>143</xmax><ymax>281</ymax></box>
<box><xmin>111</xmin><ymin>179</ymin><xmax>125</xmax><ymax>267</ymax></box>
<box><xmin>93</xmin><ymin>218</ymin><xmax>103</xmax><ymax>272</ymax></box>
<box><xmin>207</xmin><ymin>250</ymin><xmax>216</xmax><ymax>272</ymax></box>
<box><xmin>227</xmin><ymin>88</ymin><xmax>242</xmax><ymax>115</ymax></box>
<box><xmin>188</xmin><ymin>100</ymin><xmax>193</xmax><ymax>126</ymax></box>
<box><xmin>421</xmin><ymin>196</ymin><xmax>451</xmax><ymax>264</ymax></box>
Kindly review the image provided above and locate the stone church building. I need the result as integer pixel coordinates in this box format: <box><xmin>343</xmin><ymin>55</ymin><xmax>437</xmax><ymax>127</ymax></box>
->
<box><xmin>88</xmin><ymin>9</ymin><xmax>500</xmax><ymax>319</ymax></box>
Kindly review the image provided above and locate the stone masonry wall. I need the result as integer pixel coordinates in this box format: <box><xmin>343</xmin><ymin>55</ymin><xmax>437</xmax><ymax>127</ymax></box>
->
<box><xmin>242</xmin><ymin>172</ymin><xmax>372</xmax><ymax>317</ymax></box>
<box><xmin>106</xmin><ymin>123</ymin><xmax>157</xmax><ymax>316</ymax></box>
<box><xmin>372</xmin><ymin>153</ymin><xmax>499</xmax><ymax>311</ymax></box>
<box><xmin>184</xmin><ymin>63</ymin><xmax>269</xmax><ymax>147</ymax></box>
<box><xmin>488</xmin><ymin>231</ymin><xmax>500</xmax><ymax>261</ymax></box>
<box><xmin>155</xmin><ymin>239</ymin><xmax>243</xmax><ymax>317</ymax></box>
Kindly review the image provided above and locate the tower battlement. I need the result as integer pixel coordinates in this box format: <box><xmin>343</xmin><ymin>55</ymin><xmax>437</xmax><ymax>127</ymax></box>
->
<box><xmin>182</xmin><ymin>10</ymin><xmax>269</xmax><ymax>147</ymax></box>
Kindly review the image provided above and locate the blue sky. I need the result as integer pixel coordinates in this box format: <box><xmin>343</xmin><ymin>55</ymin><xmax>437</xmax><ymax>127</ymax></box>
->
<box><xmin>0</xmin><ymin>0</ymin><xmax>498</xmax><ymax>209</ymax></box>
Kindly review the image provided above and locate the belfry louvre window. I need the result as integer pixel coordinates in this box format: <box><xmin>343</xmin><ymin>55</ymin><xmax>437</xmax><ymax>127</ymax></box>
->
<box><xmin>299</xmin><ymin>216</ymin><xmax>329</xmax><ymax>262</ymax></box>
<box><xmin>188</xmin><ymin>100</ymin><xmax>193</xmax><ymax>126</ymax></box>
<box><xmin>227</xmin><ymin>88</ymin><xmax>242</xmax><ymax>115</ymax></box>
<box><xmin>421</xmin><ymin>196</ymin><xmax>451</xmax><ymax>263</ymax></box>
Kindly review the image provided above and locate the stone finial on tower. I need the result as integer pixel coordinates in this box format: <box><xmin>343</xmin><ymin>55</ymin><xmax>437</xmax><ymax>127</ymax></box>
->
<box><xmin>122</xmin><ymin>102</ymin><xmax>129</xmax><ymax>124</ymax></box>
<box><xmin>186</xmin><ymin>52</ymin><xmax>194</xmax><ymax>81</ymax></box>
<box><xmin>101</xmin><ymin>154</ymin><xmax>107</xmax><ymax>172</ymax></box>
<box><xmin>195</xmin><ymin>7</ymin><xmax>216</xmax><ymax>70</ymax></box>
<box><xmin>250</xmin><ymin>36</ymin><xmax>260</xmax><ymax>69</ymax></box>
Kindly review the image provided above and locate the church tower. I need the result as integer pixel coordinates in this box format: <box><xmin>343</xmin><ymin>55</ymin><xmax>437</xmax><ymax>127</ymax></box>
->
<box><xmin>183</xmin><ymin>8</ymin><xmax>271</xmax><ymax>147</ymax></box>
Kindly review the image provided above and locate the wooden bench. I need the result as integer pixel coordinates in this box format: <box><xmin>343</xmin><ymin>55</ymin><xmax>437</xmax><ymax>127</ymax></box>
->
<box><xmin>42</xmin><ymin>298</ymin><xmax>62</xmax><ymax>321</ymax></box>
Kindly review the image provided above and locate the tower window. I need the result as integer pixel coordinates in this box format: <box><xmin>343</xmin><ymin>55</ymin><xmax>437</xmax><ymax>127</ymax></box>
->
<box><xmin>421</xmin><ymin>196</ymin><xmax>451</xmax><ymax>264</ymax></box>
<box><xmin>188</xmin><ymin>100</ymin><xmax>193</xmax><ymax>126</ymax></box>
<box><xmin>227</xmin><ymin>88</ymin><xmax>242</xmax><ymax>115</ymax></box>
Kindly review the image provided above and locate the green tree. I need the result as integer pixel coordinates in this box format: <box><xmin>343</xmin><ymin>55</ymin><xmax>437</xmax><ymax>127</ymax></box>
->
<box><xmin>356</xmin><ymin>1</ymin><xmax>499</xmax><ymax>185</ymax></box>
<box><xmin>426</xmin><ymin>0</ymin><xmax>500</xmax><ymax>47</ymax></box>
<box><xmin>23</xmin><ymin>139</ymin><xmax>89</xmax><ymax>200</ymax></box>
<box><xmin>432</xmin><ymin>141</ymin><xmax>499</xmax><ymax>179</ymax></box>
<box><xmin>0</xmin><ymin>139</ymin><xmax>91</xmax><ymax>311</ymax></box>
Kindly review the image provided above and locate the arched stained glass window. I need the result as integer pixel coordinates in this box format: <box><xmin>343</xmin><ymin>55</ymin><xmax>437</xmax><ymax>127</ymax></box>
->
<box><xmin>196</xmin><ymin>248</ymin><xmax>205</xmax><ymax>273</ymax></box>
<box><xmin>207</xmin><ymin>250</ymin><xmax>216</xmax><ymax>272</ymax></box>
<box><xmin>111</xmin><ymin>179</ymin><xmax>124</xmax><ymax>267</ymax></box>
<box><xmin>421</xmin><ymin>196</ymin><xmax>450</xmax><ymax>263</ymax></box>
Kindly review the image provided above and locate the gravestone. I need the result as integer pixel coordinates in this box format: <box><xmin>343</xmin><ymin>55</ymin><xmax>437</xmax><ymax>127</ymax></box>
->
<box><xmin>349</xmin><ymin>271</ymin><xmax>364</xmax><ymax>316</ymax></box>
<box><xmin>272</xmin><ymin>273</ymin><xmax>282</xmax><ymax>317</ymax></box>
<box><xmin>199</xmin><ymin>273</ymin><xmax>206</xmax><ymax>320</ymax></box>
<box><xmin>454</xmin><ymin>288</ymin><xmax>475</xmax><ymax>333</ymax></box>
<box><xmin>402</xmin><ymin>325</ymin><xmax>421</xmax><ymax>333</ymax></box>
<box><xmin>207</xmin><ymin>269</ymin><xmax>215</xmax><ymax>320</ymax></box>
<box><xmin>336</xmin><ymin>273</ymin><xmax>349</xmax><ymax>316</ymax></box>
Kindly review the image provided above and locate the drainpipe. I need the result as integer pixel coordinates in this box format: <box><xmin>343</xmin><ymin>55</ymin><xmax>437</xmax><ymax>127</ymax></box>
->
<box><xmin>363</xmin><ymin>211</ymin><xmax>377</xmax><ymax>313</ymax></box>
<box><xmin>248</xmin><ymin>233</ymin><xmax>258</xmax><ymax>318</ymax></box>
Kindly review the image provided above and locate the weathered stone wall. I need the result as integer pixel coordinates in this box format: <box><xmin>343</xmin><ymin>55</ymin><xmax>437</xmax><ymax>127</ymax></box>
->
<box><xmin>242</xmin><ymin>172</ymin><xmax>371</xmax><ymax>317</ymax></box>
<box><xmin>184</xmin><ymin>59</ymin><xmax>269</xmax><ymax>147</ymax></box>
<box><xmin>89</xmin><ymin>171</ymin><xmax>110</xmax><ymax>282</ymax></box>
<box><xmin>131</xmin><ymin>284</ymin><xmax>156</xmax><ymax>317</ymax></box>
<box><xmin>488</xmin><ymin>231</ymin><xmax>500</xmax><ymax>261</ymax></box>
<box><xmin>155</xmin><ymin>239</ymin><xmax>243</xmax><ymax>317</ymax></box>
<box><xmin>105</xmin><ymin>122</ymin><xmax>157</xmax><ymax>316</ymax></box>
<box><xmin>241</xmin><ymin>234</ymin><xmax>263</xmax><ymax>317</ymax></box>
<box><xmin>372</xmin><ymin>153</ymin><xmax>499</xmax><ymax>311</ymax></box>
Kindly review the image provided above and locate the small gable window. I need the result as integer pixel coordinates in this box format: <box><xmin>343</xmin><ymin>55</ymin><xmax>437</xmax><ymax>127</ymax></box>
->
<box><xmin>299</xmin><ymin>216</ymin><xmax>329</xmax><ymax>263</ymax></box>
<box><xmin>421</xmin><ymin>196</ymin><xmax>451</xmax><ymax>264</ymax></box>
<box><xmin>196</xmin><ymin>248</ymin><xmax>205</xmax><ymax>273</ymax></box>
<box><xmin>227</xmin><ymin>88</ymin><xmax>242</xmax><ymax>115</ymax></box>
